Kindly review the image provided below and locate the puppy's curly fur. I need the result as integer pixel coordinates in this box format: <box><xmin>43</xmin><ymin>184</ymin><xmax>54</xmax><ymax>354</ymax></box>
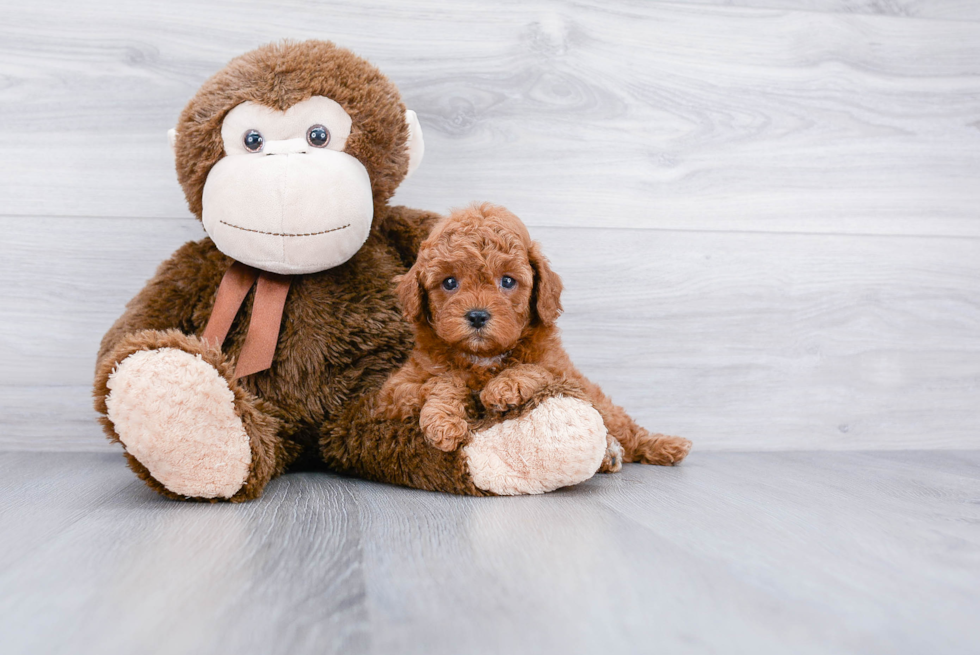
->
<box><xmin>378</xmin><ymin>203</ymin><xmax>691</xmax><ymax>472</ymax></box>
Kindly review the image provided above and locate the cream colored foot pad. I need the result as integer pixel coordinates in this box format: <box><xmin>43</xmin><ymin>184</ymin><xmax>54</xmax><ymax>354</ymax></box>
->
<box><xmin>464</xmin><ymin>396</ymin><xmax>607</xmax><ymax>495</ymax></box>
<box><xmin>106</xmin><ymin>348</ymin><xmax>251</xmax><ymax>499</ymax></box>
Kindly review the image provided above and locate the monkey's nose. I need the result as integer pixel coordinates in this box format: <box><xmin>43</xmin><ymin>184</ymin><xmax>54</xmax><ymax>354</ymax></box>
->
<box><xmin>465</xmin><ymin>310</ymin><xmax>491</xmax><ymax>329</ymax></box>
<box><xmin>263</xmin><ymin>138</ymin><xmax>309</xmax><ymax>155</ymax></box>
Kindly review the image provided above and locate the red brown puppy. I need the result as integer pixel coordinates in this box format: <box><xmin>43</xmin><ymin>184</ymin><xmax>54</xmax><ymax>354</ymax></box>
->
<box><xmin>379</xmin><ymin>203</ymin><xmax>692</xmax><ymax>471</ymax></box>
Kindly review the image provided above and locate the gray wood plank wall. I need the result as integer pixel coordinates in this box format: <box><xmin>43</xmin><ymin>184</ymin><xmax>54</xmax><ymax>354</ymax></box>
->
<box><xmin>1</xmin><ymin>0</ymin><xmax>978</xmax><ymax>451</ymax></box>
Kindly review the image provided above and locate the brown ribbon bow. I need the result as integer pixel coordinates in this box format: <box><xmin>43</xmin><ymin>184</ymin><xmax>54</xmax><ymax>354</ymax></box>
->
<box><xmin>202</xmin><ymin>262</ymin><xmax>292</xmax><ymax>379</ymax></box>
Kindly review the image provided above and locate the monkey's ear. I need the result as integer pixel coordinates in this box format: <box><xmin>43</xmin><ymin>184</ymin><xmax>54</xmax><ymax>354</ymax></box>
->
<box><xmin>529</xmin><ymin>241</ymin><xmax>563</xmax><ymax>326</ymax></box>
<box><xmin>404</xmin><ymin>110</ymin><xmax>425</xmax><ymax>179</ymax></box>
<box><xmin>394</xmin><ymin>266</ymin><xmax>427</xmax><ymax>326</ymax></box>
<box><xmin>167</xmin><ymin>128</ymin><xmax>178</xmax><ymax>154</ymax></box>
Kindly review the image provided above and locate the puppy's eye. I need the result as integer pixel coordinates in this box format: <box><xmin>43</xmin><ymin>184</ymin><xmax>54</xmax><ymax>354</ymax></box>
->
<box><xmin>441</xmin><ymin>277</ymin><xmax>458</xmax><ymax>291</ymax></box>
<box><xmin>500</xmin><ymin>276</ymin><xmax>517</xmax><ymax>290</ymax></box>
<box><xmin>243</xmin><ymin>129</ymin><xmax>264</xmax><ymax>152</ymax></box>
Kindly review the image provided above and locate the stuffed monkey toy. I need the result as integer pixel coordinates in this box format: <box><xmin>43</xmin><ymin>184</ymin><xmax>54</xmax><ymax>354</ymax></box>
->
<box><xmin>93</xmin><ymin>40</ymin><xmax>609</xmax><ymax>501</ymax></box>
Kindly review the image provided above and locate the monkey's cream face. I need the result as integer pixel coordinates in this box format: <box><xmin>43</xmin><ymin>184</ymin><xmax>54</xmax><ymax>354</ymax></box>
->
<box><xmin>200</xmin><ymin>96</ymin><xmax>375</xmax><ymax>275</ymax></box>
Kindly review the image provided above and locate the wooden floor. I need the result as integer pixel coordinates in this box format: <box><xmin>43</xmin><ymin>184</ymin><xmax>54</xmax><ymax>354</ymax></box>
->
<box><xmin>1</xmin><ymin>450</ymin><xmax>977</xmax><ymax>655</ymax></box>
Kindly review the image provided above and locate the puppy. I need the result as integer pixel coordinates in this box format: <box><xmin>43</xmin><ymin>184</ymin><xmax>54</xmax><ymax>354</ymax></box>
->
<box><xmin>377</xmin><ymin>203</ymin><xmax>691</xmax><ymax>472</ymax></box>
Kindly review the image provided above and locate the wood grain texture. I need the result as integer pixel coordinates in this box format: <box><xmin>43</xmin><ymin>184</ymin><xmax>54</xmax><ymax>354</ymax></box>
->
<box><xmin>673</xmin><ymin>1</ymin><xmax>980</xmax><ymax>22</ymax></box>
<box><xmin>2</xmin><ymin>0</ymin><xmax>979</xmax><ymax>451</ymax></box>
<box><xmin>1</xmin><ymin>451</ymin><xmax>978</xmax><ymax>654</ymax></box>
<box><xmin>3</xmin><ymin>217</ymin><xmax>978</xmax><ymax>451</ymax></box>
<box><xmin>0</xmin><ymin>0</ymin><xmax>979</xmax><ymax>235</ymax></box>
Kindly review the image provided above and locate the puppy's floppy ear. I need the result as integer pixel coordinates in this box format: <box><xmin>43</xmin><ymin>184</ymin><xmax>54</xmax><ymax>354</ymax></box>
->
<box><xmin>394</xmin><ymin>264</ymin><xmax>427</xmax><ymax>326</ymax></box>
<box><xmin>528</xmin><ymin>241</ymin><xmax>563</xmax><ymax>326</ymax></box>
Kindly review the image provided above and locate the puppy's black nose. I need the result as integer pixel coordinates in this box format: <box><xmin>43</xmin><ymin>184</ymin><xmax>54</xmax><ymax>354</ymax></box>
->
<box><xmin>466</xmin><ymin>309</ymin><xmax>491</xmax><ymax>329</ymax></box>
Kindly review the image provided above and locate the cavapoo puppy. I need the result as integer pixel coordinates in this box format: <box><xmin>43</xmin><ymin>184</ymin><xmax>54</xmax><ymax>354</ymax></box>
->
<box><xmin>377</xmin><ymin>203</ymin><xmax>691</xmax><ymax>473</ymax></box>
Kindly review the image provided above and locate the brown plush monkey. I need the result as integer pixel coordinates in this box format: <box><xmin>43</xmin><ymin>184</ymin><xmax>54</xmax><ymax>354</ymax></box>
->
<box><xmin>93</xmin><ymin>40</ymin><xmax>609</xmax><ymax>501</ymax></box>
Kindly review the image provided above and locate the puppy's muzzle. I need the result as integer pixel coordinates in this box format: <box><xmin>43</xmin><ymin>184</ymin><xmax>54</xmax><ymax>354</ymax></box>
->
<box><xmin>465</xmin><ymin>309</ymin><xmax>491</xmax><ymax>329</ymax></box>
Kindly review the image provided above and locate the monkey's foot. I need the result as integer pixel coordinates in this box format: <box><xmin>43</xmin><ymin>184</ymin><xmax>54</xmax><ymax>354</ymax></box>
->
<box><xmin>463</xmin><ymin>396</ymin><xmax>607</xmax><ymax>495</ymax></box>
<box><xmin>105</xmin><ymin>348</ymin><xmax>252</xmax><ymax>499</ymax></box>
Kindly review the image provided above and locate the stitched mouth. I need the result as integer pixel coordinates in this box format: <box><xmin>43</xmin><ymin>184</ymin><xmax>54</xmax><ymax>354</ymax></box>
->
<box><xmin>219</xmin><ymin>221</ymin><xmax>351</xmax><ymax>237</ymax></box>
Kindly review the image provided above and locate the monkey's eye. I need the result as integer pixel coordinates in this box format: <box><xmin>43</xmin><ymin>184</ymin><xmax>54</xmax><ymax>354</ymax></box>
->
<box><xmin>307</xmin><ymin>124</ymin><xmax>330</xmax><ymax>148</ymax></box>
<box><xmin>442</xmin><ymin>277</ymin><xmax>459</xmax><ymax>291</ymax></box>
<box><xmin>243</xmin><ymin>130</ymin><xmax>264</xmax><ymax>153</ymax></box>
<box><xmin>500</xmin><ymin>276</ymin><xmax>517</xmax><ymax>289</ymax></box>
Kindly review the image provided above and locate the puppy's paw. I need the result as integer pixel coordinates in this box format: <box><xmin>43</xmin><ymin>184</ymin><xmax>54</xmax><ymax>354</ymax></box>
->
<box><xmin>599</xmin><ymin>437</ymin><xmax>624</xmax><ymax>474</ymax></box>
<box><xmin>480</xmin><ymin>376</ymin><xmax>536</xmax><ymax>413</ymax></box>
<box><xmin>419</xmin><ymin>405</ymin><xmax>469</xmax><ymax>452</ymax></box>
<box><xmin>635</xmin><ymin>434</ymin><xmax>692</xmax><ymax>466</ymax></box>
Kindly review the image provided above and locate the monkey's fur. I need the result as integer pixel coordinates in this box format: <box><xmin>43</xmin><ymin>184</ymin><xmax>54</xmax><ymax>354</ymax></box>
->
<box><xmin>93</xmin><ymin>41</ymin><xmax>612</xmax><ymax>501</ymax></box>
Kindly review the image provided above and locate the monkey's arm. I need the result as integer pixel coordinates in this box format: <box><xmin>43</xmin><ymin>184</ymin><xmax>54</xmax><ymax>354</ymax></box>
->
<box><xmin>96</xmin><ymin>238</ymin><xmax>224</xmax><ymax>363</ymax></box>
<box><xmin>377</xmin><ymin>205</ymin><xmax>442</xmax><ymax>267</ymax></box>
